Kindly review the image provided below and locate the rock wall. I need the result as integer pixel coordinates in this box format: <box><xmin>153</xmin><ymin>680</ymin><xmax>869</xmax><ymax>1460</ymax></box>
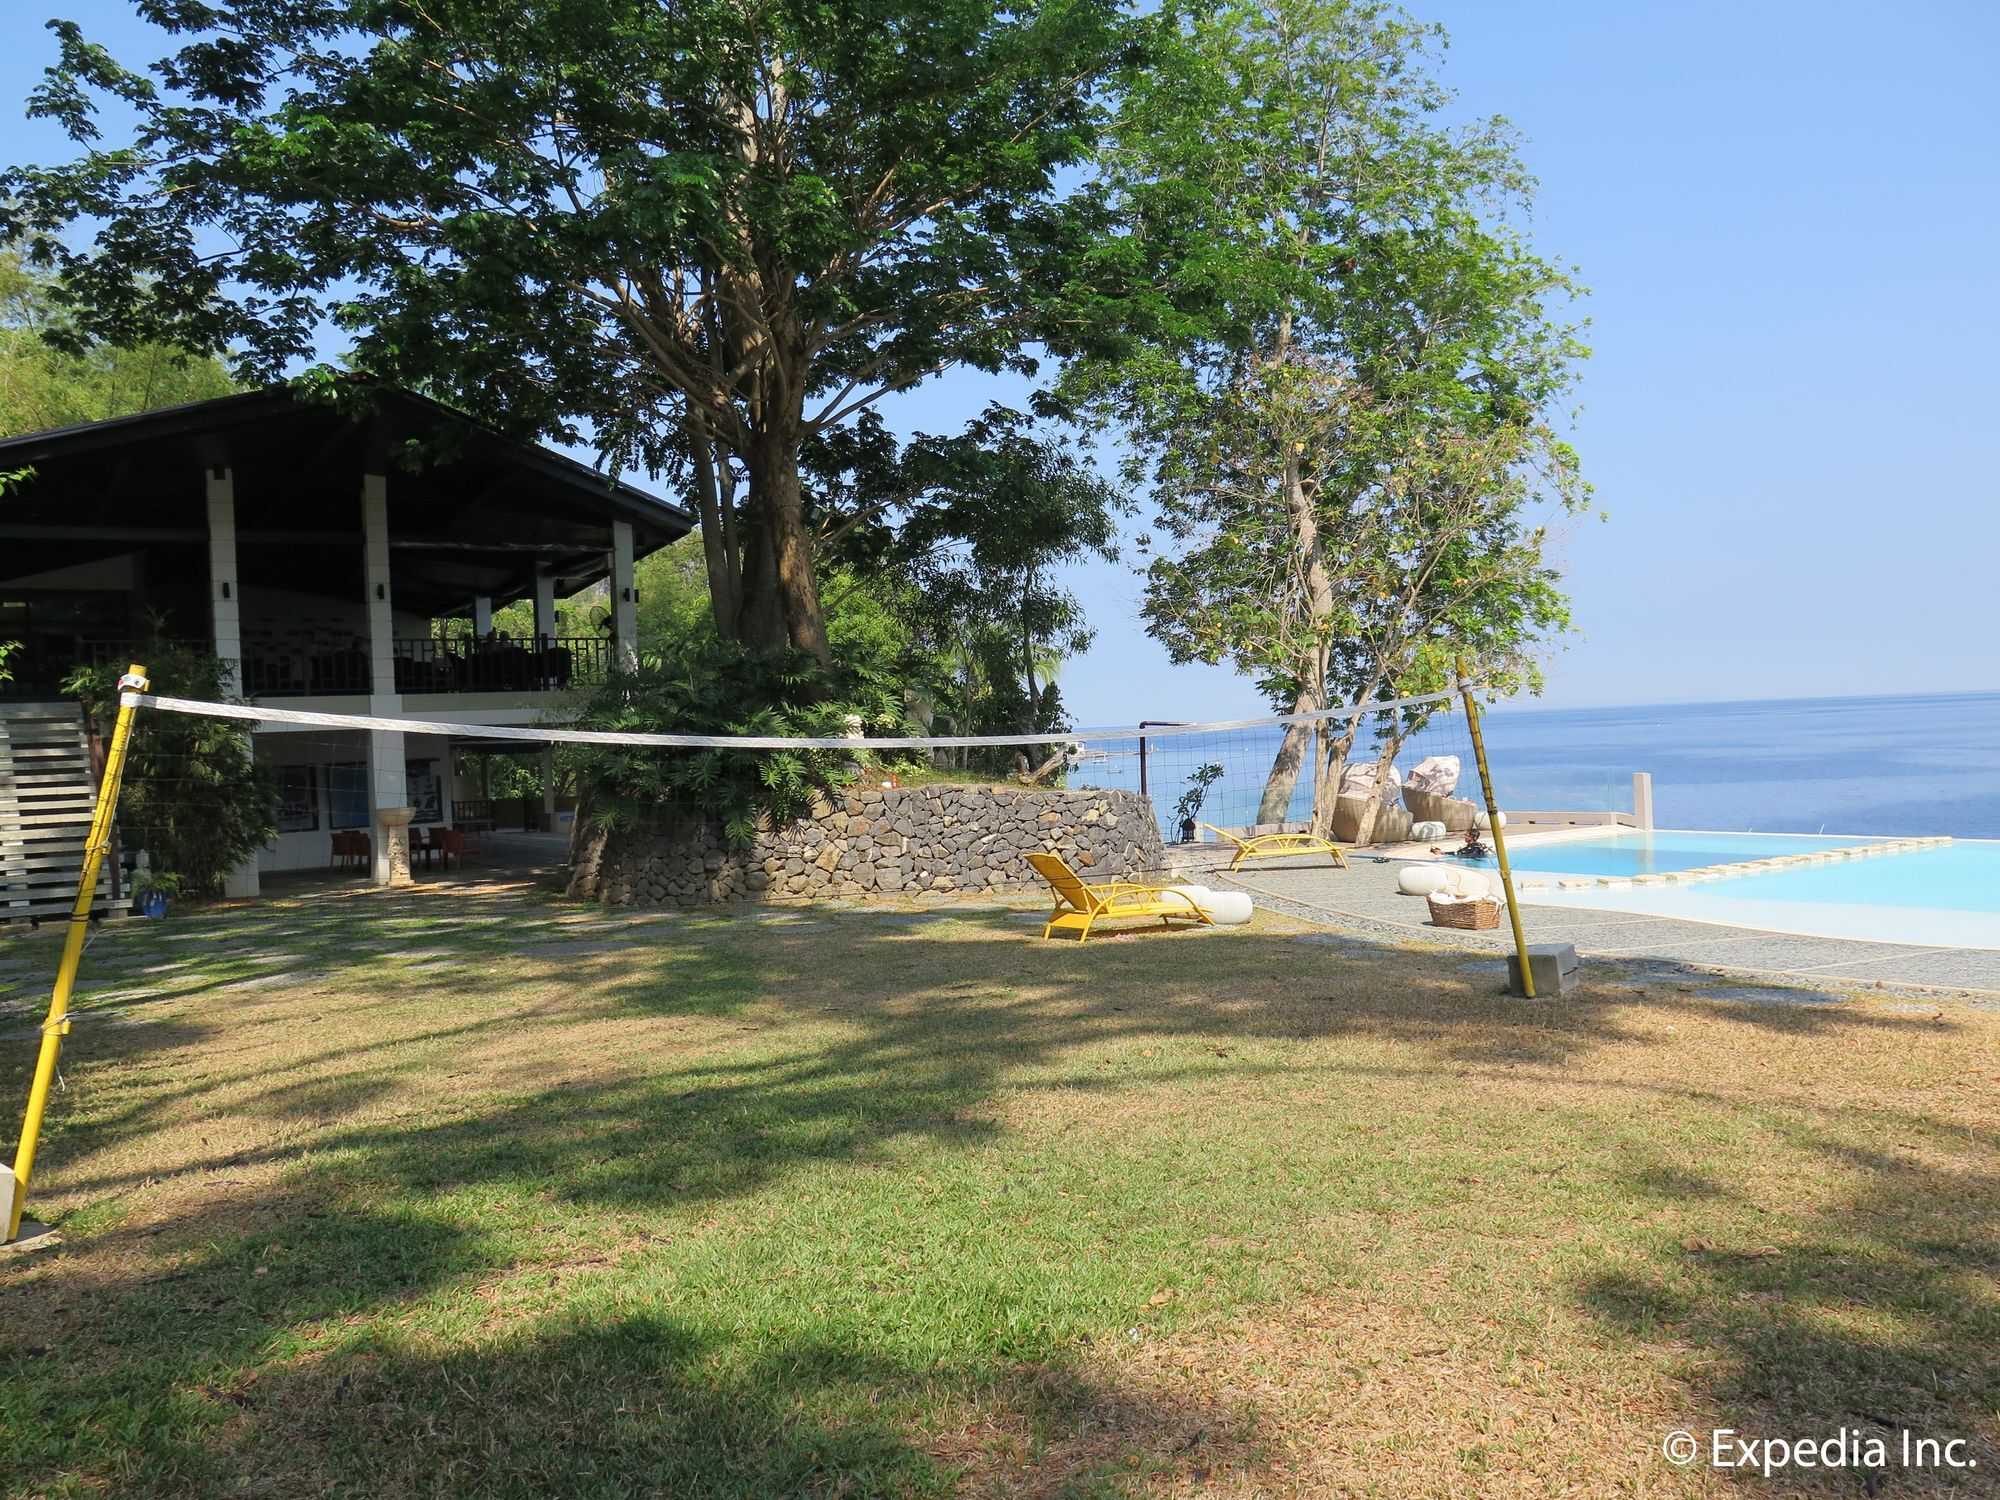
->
<box><xmin>568</xmin><ymin>783</ymin><xmax>1168</xmax><ymax>906</ymax></box>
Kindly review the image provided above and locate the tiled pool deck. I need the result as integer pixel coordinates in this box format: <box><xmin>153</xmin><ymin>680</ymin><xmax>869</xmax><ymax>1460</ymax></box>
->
<box><xmin>1218</xmin><ymin>856</ymin><xmax>2000</xmax><ymax>1002</ymax></box>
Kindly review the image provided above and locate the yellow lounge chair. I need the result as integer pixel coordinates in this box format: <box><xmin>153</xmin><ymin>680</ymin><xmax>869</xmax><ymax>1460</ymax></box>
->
<box><xmin>1198</xmin><ymin>822</ymin><xmax>1349</xmax><ymax>873</ymax></box>
<box><xmin>1026</xmin><ymin>852</ymin><xmax>1214</xmax><ymax>943</ymax></box>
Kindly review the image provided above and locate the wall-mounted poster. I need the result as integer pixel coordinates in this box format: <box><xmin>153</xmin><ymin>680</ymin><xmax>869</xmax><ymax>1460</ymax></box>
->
<box><xmin>275</xmin><ymin>764</ymin><xmax>318</xmax><ymax>833</ymax></box>
<box><xmin>406</xmin><ymin>759</ymin><xmax>444</xmax><ymax>824</ymax></box>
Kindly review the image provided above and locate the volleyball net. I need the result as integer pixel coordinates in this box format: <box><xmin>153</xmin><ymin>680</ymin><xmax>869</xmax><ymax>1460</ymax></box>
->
<box><xmin>57</xmin><ymin>677</ymin><xmax>1615</xmax><ymax>897</ymax></box>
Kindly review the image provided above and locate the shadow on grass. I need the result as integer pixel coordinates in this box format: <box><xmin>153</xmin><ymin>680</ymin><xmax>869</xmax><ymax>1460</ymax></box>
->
<box><xmin>0</xmin><ymin>1178</ymin><xmax>1248</xmax><ymax>1497</ymax></box>
<box><xmin>5</xmin><ymin>891</ymin><xmax>1998</xmax><ymax>1494</ymax></box>
<box><xmin>1578</xmin><ymin>1144</ymin><xmax>2000</xmax><ymax>1489</ymax></box>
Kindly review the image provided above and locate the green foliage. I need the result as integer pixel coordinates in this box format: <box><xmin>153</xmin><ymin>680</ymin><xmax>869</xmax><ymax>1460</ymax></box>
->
<box><xmin>130</xmin><ymin>868</ymin><xmax>183</xmax><ymax>900</ymax></box>
<box><xmin>4</xmin><ymin>0</ymin><xmax>1132</xmax><ymax>659</ymax></box>
<box><xmin>1061</xmin><ymin>0</ymin><xmax>1589</xmax><ymax>829</ymax></box>
<box><xmin>0</xmin><ymin>251</ymin><xmax>233</xmax><ymax>437</ymax></box>
<box><xmin>568</xmin><ymin>639</ymin><xmax>916</xmax><ymax>847</ymax></box>
<box><xmin>65</xmin><ymin>647</ymin><xmax>277</xmax><ymax>899</ymax></box>
<box><xmin>600</xmin><ymin>406</ymin><xmax>1121</xmax><ymax>773</ymax></box>
<box><xmin>632</xmin><ymin>537</ymin><xmax>724</xmax><ymax>655</ymax></box>
<box><xmin>806</xmin><ymin>405</ymin><xmax>1121</xmax><ymax>748</ymax></box>
<box><xmin>1066</xmin><ymin>0</ymin><xmax>1588</xmax><ymax>710</ymax></box>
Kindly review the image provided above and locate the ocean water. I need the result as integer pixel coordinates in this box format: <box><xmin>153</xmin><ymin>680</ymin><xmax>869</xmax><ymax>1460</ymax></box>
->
<box><xmin>1076</xmin><ymin>690</ymin><xmax>2000</xmax><ymax>841</ymax></box>
<box><xmin>1474</xmin><ymin>691</ymin><xmax>2000</xmax><ymax>840</ymax></box>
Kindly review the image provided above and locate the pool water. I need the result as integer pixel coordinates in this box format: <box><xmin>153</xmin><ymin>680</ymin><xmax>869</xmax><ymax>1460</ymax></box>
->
<box><xmin>1711</xmin><ymin>841</ymin><xmax>2000</xmax><ymax>912</ymax></box>
<box><xmin>1503</xmin><ymin>833</ymin><xmax>2000</xmax><ymax>949</ymax></box>
<box><xmin>1472</xmin><ymin>830</ymin><xmax>1874</xmax><ymax>879</ymax></box>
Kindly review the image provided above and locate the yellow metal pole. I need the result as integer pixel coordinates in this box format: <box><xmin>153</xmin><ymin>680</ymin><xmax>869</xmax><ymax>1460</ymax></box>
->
<box><xmin>1457</xmin><ymin>658</ymin><xmax>1536</xmax><ymax>999</ymax></box>
<box><xmin>6</xmin><ymin>665</ymin><xmax>148</xmax><ymax>1242</ymax></box>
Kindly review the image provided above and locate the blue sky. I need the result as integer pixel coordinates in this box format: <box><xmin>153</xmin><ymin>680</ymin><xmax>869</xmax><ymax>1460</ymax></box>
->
<box><xmin>4</xmin><ymin>1</ymin><xmax>1995</xmax><ymax>722</ymax></box>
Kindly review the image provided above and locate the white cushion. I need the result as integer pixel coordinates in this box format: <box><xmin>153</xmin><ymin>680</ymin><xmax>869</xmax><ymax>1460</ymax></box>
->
<box><xmin>1439</xmin><ymin>868</ymin><xmax>1493</xmax><ymax>899</ymax></box>
<box><xmin>1168</xmin><ymin>884</ymin><xmax>1253</xmax><ymax>925</ymax></box>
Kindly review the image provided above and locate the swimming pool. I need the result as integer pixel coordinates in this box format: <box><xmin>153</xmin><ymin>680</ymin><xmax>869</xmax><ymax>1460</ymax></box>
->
<box><xmin>1469</xmin><ymin>830</ymin><xmax>1874</xmax><ymax>878</ymax></box>
<box><xmin>1501</xmin><ymin>834</ymin><xmax>2000</xmax><ymax>949</ymax></box>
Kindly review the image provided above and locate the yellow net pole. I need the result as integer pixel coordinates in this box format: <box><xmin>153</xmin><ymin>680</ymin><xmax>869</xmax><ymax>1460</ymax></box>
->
<box><xmin>1456</xmin><ymin>658</ymin><xmax>1536</xmax><ymax>999</ymax></box>
<box><xmin>6</xmin><ymin>665</ymin><xmax>148</xmax><ymax>1242</ymax></box>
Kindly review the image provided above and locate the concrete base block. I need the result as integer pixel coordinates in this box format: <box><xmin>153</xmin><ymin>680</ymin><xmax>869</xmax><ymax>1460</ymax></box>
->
<box><xmin>1</xmin><ymin>1219</ymin><xmax>59</xmax><ymax>1254</ymax></box>
<box><xmin>0</xmin><ymin>1168</ymin><xmax>57</xmax><ymax>1252</ymax></box>
<box><xmin>1508</xmin><ymin>942</ymin><xmax>1580</xmax><ymax>998</ymax></box>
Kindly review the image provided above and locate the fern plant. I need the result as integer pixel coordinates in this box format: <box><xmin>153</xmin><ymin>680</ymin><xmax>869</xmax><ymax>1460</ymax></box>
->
<box><xmin>568</xmin><ymin>637</ymin><xmax>919</xmax><ymax>845</ymax></box>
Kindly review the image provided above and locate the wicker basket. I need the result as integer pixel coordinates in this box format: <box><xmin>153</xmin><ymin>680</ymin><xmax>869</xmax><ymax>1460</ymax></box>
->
<box><xmin>1427</xmin><ymin>892</ymin><xmax>1503</xmax><ymax>930</ymax></box>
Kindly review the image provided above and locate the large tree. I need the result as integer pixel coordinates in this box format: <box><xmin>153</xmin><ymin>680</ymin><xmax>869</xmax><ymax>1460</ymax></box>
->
<box><xmin>1065</xmin><ymin>0</ymin><xmax>1588</xmax><ymax>829</ymax></box>
<box><xmin>3</xmin><ymin>0</ymin><xmax>1129</xmax><ymax>661</ymax></box>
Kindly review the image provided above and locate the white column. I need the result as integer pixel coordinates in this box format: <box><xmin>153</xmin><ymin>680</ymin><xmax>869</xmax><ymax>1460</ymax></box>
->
<box><xmin>609</xmin><ymin>520</ymin><xmax>638</xmax><ymax>671</ymax></box>
<box><xmin>362</xmin><ymin>472</ymin><xmax>410</xmax><ymax>885</ymax></box>
<box><xmin>541</xmin><ymin>746</ymin><xmax>558</xmax><ymax>827</ymax></box>
<box><xmin>208</xmin><ymin>465</ymin><xmax>261</xmax><ymax>897</ymax></box>
<box><xmin>205</xmin><ymin>466</ymin><xmax>241</xmax><ymax>684</ymax></box>
<box><xmin>368</xmin><ymin>729</ymin><xmax>409</xmax><ymax>885</ymax></box>
<box><xmin>472</xmin><ymin>594</ymin><xmax>493</xmax><ymax>638</ymax></box>
<box><xmin>362</xmin><ymin>472</ymin><xmax>399</xmax><ymax>706</ymax></box>
<box><xmin>1632</xmin><ymin>771</ymin><xmax>1655</xmax><ymax>831</ymax></box>
<box><xmin>533</xmin><ymin>567</ymin><xmax>557</xmax><ymax>643</ymax></box>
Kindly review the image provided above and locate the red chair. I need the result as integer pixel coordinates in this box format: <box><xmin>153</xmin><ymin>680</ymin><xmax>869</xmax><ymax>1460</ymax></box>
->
<box><xmin>329</xmin><ymin>830</ymin><xmax>371</xmax><ymax>875</ymax></box>
<box><xmin>432</xmin><ymin>827</ymin><xmax>468</xmax><ymax>871</ymax></box>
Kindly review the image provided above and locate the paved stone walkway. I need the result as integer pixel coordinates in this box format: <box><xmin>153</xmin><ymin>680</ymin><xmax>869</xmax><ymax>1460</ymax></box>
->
<box><xmin>1222</xmin><ymin>857</ymin><xmax>2000</xmax><ymax>1003</ymax></box>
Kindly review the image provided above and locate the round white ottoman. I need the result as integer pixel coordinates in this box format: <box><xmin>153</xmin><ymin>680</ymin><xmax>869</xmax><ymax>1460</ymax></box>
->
<box><xmin>1472</xmin><ymin>808</ymin><xmax>1508</xmax><ymax>831</ymax></box>
<box><xmin>1397</xmin><ymin>865</ymin><xmax>1450</xmax><ymax>896</ymax></box>
<box><xmin>1411</xmin><ymin>820</ymin><xmax>1447</xmax><ymax>841</ymax></box>
<box><xmin>1168</xmin><ymin>884</ymin><xmax>1253</xmax><ymax>925</ymax></box>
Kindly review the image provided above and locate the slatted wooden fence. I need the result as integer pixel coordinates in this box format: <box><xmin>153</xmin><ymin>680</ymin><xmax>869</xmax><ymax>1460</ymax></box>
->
<box><xmin>0</xmin><ymin>704</ymin><xmax>105</xmax><ymax>924</ymax></box>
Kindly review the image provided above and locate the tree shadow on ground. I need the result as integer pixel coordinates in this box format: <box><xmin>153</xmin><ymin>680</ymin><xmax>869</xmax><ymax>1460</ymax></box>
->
<box><xmin>1578</xmin><ymin>1143</ymin><xmax>2000</xmax><ymax>1492</ymax></box>
<box><xmin>0</xmin><ymin>1175</ymin><xmax>1253</xmax><ymax>1498</ymax></box>
<box><xmin>5</xmin><ymin>892</ymin><xmax>1996</xmax><ymax>1495</ymax></box>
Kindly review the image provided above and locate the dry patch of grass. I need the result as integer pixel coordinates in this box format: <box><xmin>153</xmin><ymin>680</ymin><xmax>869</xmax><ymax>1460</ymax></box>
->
<box><xmin>0</xmin><ymin>884</ymin><xmax>1995</xmax><ymax>1497</ymax></box>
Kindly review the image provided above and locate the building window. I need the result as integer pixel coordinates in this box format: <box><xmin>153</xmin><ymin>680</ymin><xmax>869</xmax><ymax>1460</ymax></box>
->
<box><xmin>328</xmin><ymin>762</ymin><xmax>369</xmax><ymax>830</ymax></box>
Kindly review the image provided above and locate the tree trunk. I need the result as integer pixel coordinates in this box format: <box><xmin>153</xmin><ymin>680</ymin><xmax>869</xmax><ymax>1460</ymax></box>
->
<box><xmin>1308</xmin><ymin>718</ymin><xmax>1358</xmax><ymax>841</ymax></box>
<box><xmin>690</xmin><ymin>423</ymin><xmax>743</xmax><ymax>640</ymax></box>
<box><xmin>1350</xmin><ymin>734</ymin><xmax>1403</xmax><ymax>847</ymax></box>
<box><xmin>1257</xmin><ymin>682</ymin><xmax>1320</xmax><ymax>825</ymax></box>
<box><xmin>1274</xmin><ymin>429</ymin><xmax>1341</xmax><ymax>839</ymax></box>
<box><xmin>732</xmin><ymin>503</ymin><xmax>789</xmax><ymax>654</ymax></box>
<box><xmin>1020</xmin><ymin>569</ymin><xmax>1039</xmax><ymax>729</ymax></box>
<box><xmin>744</xmin><ymin>415</ymin><xmax>832</xmax><ymax>664</ymax></box>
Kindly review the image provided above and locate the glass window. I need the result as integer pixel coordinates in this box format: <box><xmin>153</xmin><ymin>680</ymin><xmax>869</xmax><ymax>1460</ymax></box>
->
<box><xmin>328</xmin><ymin>762</ymin><xmax>369</xmax><ymax>830</ymax></box>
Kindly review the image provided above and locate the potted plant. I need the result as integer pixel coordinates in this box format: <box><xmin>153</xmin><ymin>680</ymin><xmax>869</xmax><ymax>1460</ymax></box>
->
<box><xmin>1173</xmin><ymin>763</ymin><xmax>1225</xmax><ymax>844</ymax></box>
<box><xmin>132</xmin><ymin>870</ymin><xmax>182</xmax><ymax>919</ymax></box>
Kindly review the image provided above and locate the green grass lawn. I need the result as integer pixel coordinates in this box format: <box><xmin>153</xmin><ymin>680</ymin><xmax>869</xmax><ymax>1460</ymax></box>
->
<box><xmin>1</xmin><ymin>881</ymin><xmax>1996</xmax><ymax>1497</ymax></box>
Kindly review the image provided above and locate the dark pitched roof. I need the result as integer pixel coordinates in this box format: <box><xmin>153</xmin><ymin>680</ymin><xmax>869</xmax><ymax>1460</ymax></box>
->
<box><xmin>0</xmin><ymin>382</ymin><xmax>694</xmax><ymax>538</ymax></box>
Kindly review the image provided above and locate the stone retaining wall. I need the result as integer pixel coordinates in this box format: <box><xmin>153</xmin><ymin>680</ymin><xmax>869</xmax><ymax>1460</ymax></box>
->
<box><xmin>567</xmin><ymin>783</ymin><xmax>1167</xmax><ymax>906</ymax></box>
